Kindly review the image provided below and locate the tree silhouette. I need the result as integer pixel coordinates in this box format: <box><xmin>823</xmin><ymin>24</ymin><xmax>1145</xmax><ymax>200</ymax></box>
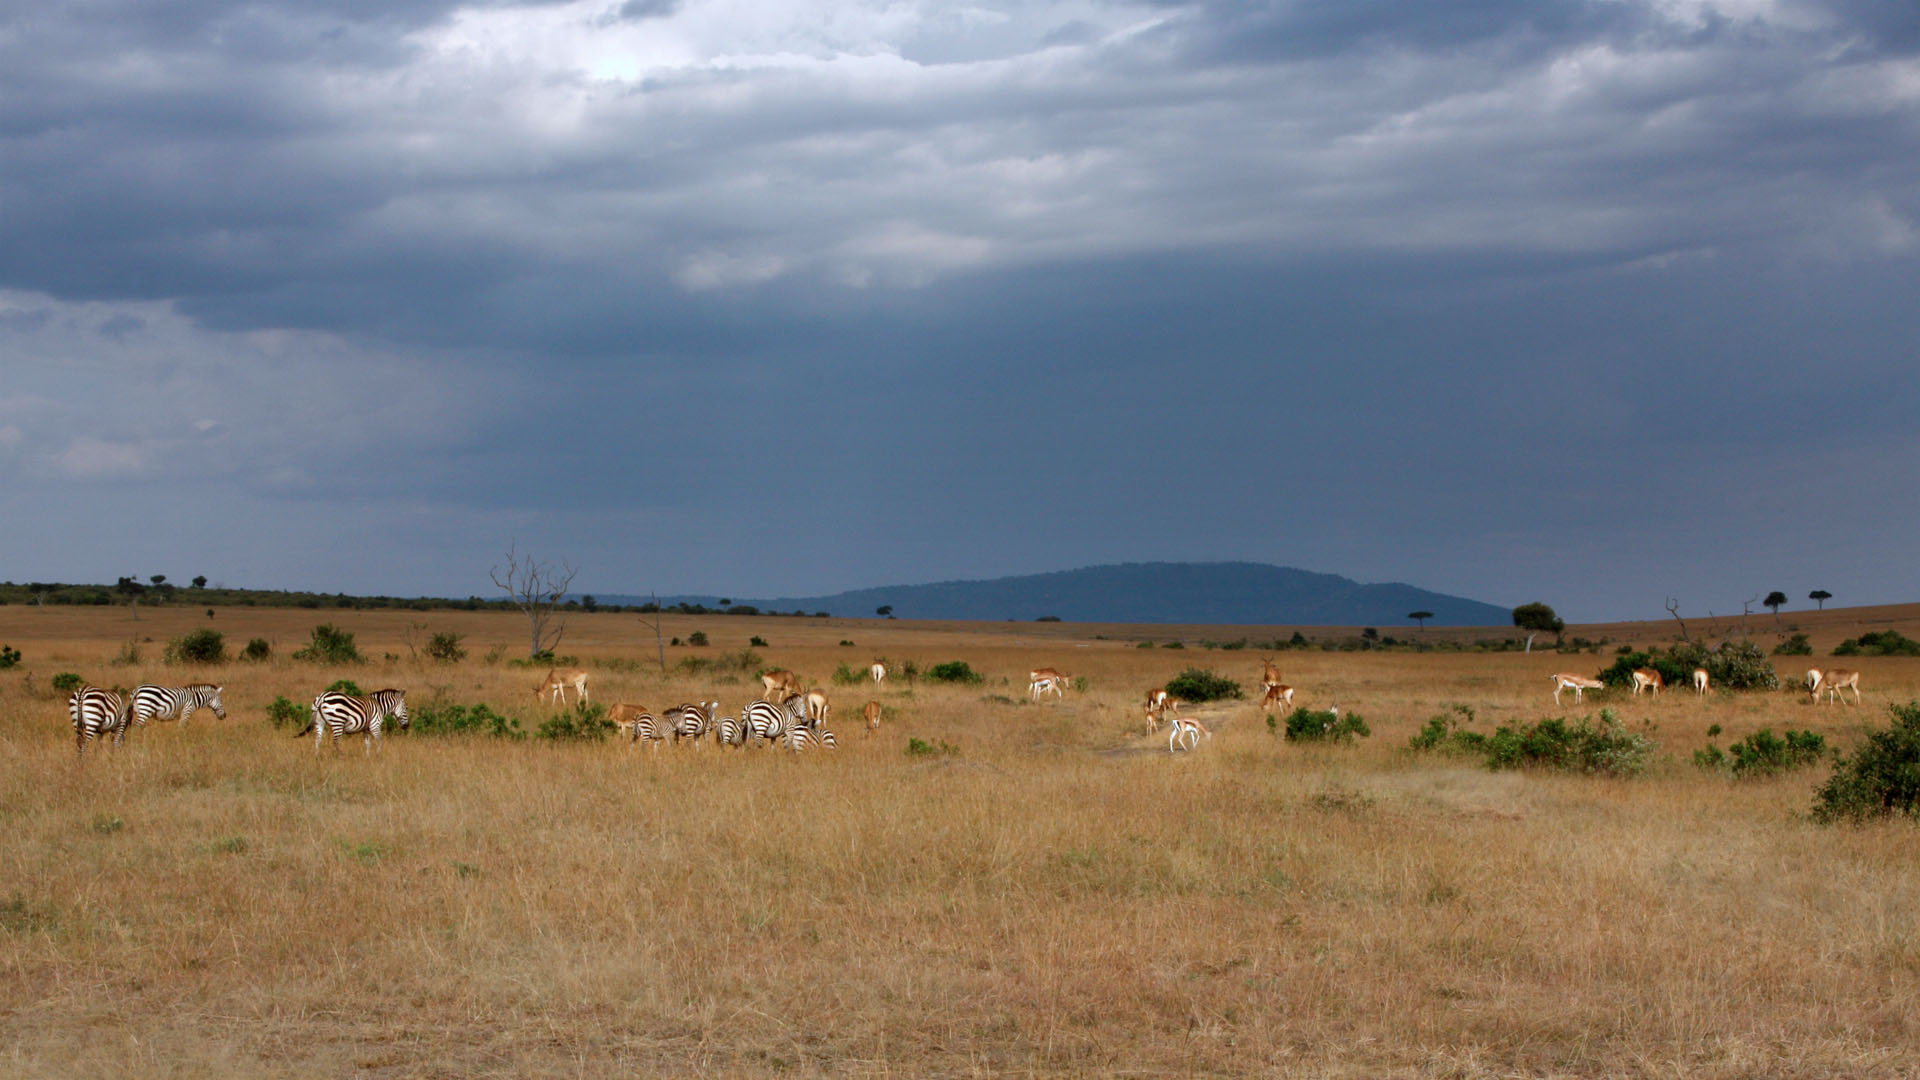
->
<box><xmin>191</xmin><ymin>575</ymin><xmax>208</xmax><ymax>589</ymax></box>
<box><xmin>1809</xmin><ymin>590</ymin><xmax>1832</xmax><ymax>611</ymax></box>
<box><xmin>1408</xmin><ymin>610</ymin><xmax>1434</xmax><ymax>630</ymax></box>
<box><xmin>1511</xmin><ymin>602</ymin><xmax>1564</xmax><ymax>653</ymax></box>
<box><xmin>489</xmin><ymin>542</ymin><xmax>579</xmax><ymax>659</ymax></box>
<box><xmin>876</xmin><ymin>605</ymin><xmax>893</xmax><ymax>617</ymax></box>
<box><xmin>1764</xmin><ymin>591</ymin><xmax>1788</xmax><ymax>619</ymax></box>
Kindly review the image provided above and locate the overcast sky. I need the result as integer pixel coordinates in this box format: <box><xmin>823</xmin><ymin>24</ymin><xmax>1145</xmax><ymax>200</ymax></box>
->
<box><xmin>3</xmin><ymin>0</ymin><xmax>1917</xmax><ymax>622</ymax></box>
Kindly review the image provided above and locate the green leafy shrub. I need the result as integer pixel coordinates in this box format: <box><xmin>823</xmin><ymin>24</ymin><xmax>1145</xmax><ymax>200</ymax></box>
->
<box><xmin>1284</xmin><ymin>707</ymin><xmax>1370</xmax><ymax>742</ymax></box>
<box><xmin>411</xmin><ymin>701</ymin><xmax>525</xmax><ymax>739</ymax></box>
<box><xmin>241</xmin><ymin>638</ymin><xmax>272</xmax><ymax>662</ymax></box>
<box><xmin>906</xmin><ymin>737</ymin><xmax>959</xmax><ymax>757</ymax></box>
<box><xmin>1597</xmin><ymin>639</ymin><xmax>1777</xmax><ymax>692</ymax></box>
<box><xmin>164</xmin><ymin>628</ymin><xmax>225</xmax><ymax>665</ymax></box>
<box><xmin>0</xmin><ymin>645</ymin><xmax>19</xmax><ymax>670</ymax></box>
<box><xmin>425</xmin><ymin>632</ymin><xmax>467</xmax><ymax>663</ymax></box>
<box><xmin>1482</xmin><ymin>709</ymin><xmax>1655</xmax><ymax>777</ymax></box>
<box><xmin>293</xmin><ymin>624</ymin><xmax>362</xmax><ymax>664</ymax></box>
<box><xmin>830</xmin><ymin>662</ymin><xmax>864</xmax><ymax>686</ymax></box>
<box><xmin>52</xmin><ymin>672</ymin><xmax>84</xmax><ymax>693</ymax></box>
<box><xmin>1772</xmin><ymin>633</ymin><xmax>1813</xmax><ymax>656</ymax></box>
<box><xmin>1811</xmin><ymin>702</ymin><xmax>1920</xmax><ymax>823</ymax></box>
<box><xmin>1718</xmin><ymin>729</ymin><xmax>1826</xmax><ymax>777</ymax></box>
<box><xmin>1164</xmin><ymin>668</ymin><xmax>1243</xmax><ymax>702</ymax></box>
<box><xmin>535</xmin><ymin>702</ymin><xmax>613</xmax><ymax>742</ymax></box>
<box><xmin>324</xmin><ymin>679</ymin><xmax>363</xmax><ymax>695</ymax></box>
<box><xmin>265</xmin><ymin>696</ymin><xmax>311</xmax><ymax>731</ymax></box>
<box><xmin>927</xmin><ymin>661</ymin><xmax>984</xmax><ymax>685</ymax></box>
<box><xmin>749</xmin><ymin>636</ymin><xmax>769</xmax><ymax>648</ymax></box>
<box><xmin>687</xmin><ymin>631</ymin><xmax>709</xmax><ymax>647</ymax></box>
<box><xmin>1408</xmin><ymin>705</ymin><xmax>1488</xmax><ymax>754</ymax></box>
<box><xmin>1832</xmin><ymin>630</ymin><xmax>1920</xmax><ymax>657</ymax></box>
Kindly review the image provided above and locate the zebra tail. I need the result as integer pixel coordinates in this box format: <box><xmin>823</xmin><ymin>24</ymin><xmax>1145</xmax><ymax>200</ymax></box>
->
<box><xmin>293</xmin><ymin>719</ymin><xmax>314</xmax><ymax>738</ymax></box>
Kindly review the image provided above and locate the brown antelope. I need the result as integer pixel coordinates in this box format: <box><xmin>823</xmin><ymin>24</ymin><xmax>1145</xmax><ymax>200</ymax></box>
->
<box><xmin>609</xmin><ymin>704</ymin><xmax>665</xmax><ymax>749</ymax></box>
<box><xmin>1630</xmin><ymin>668</ymin><xmax>1664</xmax><ymax>696</ymax></box>
<box><xmin>863</xmin><ymin>700</ymin><xmax>882</xmax><ymax>733</ymax></box>
<box><xmin>869</xmin><ymin>662</ymin><xmax>886</xmax><ymax>685</ymax></box>
<box><xmin>1813</xmin><ymin>668</ymin><xmax>1861</xmax><ymax>705</ymax></box>
<box><xmin>536</xmin><ymin>667</ymin><xmax>589</xmax><ymax>706</ymax></box>
<box><xmin>1260</xmin><ymin>682</ymin><xmax>1295</xmax><ymax>712</ymax></box>
<box><xmin>1144</xmin><ymin>687</ymin><xmax>1173</xmax><ymax>733</ymax></box>
<box><xmin>1692</xmin><ymin>668</ymin><xmax>1709</xmax><ymax>695</ymax></box>
<box><xmin>1029</xmin><ymin>667</ymin><xmax>1067</xmax><ymax>701</ymax></box>
<box><xmin>1261</xmin><ymin>658</ymin><xmax>1282</xmax><ymax>688</ymax></box>
<box><xmin>804</xmin><ymin>688</ymin><xmax>830</xmax><ymax>724</ymax></box>
<box><xmin>1550</xmin><ymin>672</ymin><xmax>1604</xmax><ymax>705</ymax></box>
<box><xmin>1168</xmin><ymin>715</ymin><xmax>1211</xmax><ymax>752</ymax></box>
<box><xmin>760</xmin><ymin>669</ymin><xmax>801</xmax><ymax>702</ymax></box>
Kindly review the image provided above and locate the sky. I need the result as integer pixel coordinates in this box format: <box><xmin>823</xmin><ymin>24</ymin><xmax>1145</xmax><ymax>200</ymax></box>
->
<box><xmin>2</xmin><ymin>0</ymin><xmax>1917</xmax><ymax>623</ymax></box>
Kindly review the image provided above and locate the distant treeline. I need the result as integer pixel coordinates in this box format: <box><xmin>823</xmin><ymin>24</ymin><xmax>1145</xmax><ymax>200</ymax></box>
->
<box><xmin>0</xmin><ymin>580</ymin><xmax>829</xmax><ymax>618</ymax></box>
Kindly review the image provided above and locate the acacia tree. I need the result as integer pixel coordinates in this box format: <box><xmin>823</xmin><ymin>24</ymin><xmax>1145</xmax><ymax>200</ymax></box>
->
<box><xmin>489</xmin><ymin>543</ymin><xmax>579</xmax><ymax>660</ymax></box>
<box><xmin>1408</xmin><ymin>610</ymin><xmax>1434</xmax><ymax>631</ymax></box>
<box><xmin>1764</xmin><ymin>590</ymin><xmax>1788</xmax><ymax>619</ymax></box>
<box><xmin>1809</xmin><ymin>590</ymin><xmax>1832</xmax><ymax>610</ymax></box>
<box><xmin>1512</xmin><ymin>602</ymin><xmax>1564</xmax><ymax>653</ymax></box>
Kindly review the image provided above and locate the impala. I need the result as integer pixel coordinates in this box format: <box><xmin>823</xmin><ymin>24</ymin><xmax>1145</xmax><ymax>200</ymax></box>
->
<box><xmin>1260</xmin><ymin>682</ymin><xmax>1295</xmax><ymax>712</ymax></box>
<box><xmin>1550</xmin><ymin>673</ymin><xmax>1604</xmax><ymax>705</ymax></box>
<box><xmin>1630</xmin><ymin>668</ymin><xmax>1664</xmax><ymax>696</ymax></box>
<box><xmin>1168</xmin><ymin>715</ymin><xmax>1211</xmax><ymax>753</ymax></box>
<box><xmin>1029</xmin><ymin>667</ymin><xmax>1068</xmax><ymax>701</ymax></box>
<box><xmin>535</xmin><ymin>667</ymin><xmax>589</xmax><ymax>707</ymax></box>
<box><xmin>1144</xmin><ymin>687</ymin><xmax>1173</xmax><ymax>733</ymax></box>
<box><xmin>760</xmin><ymin>669</ymin><xmax>801</xmax><ymax>702</ymax></box>
<box><xmin>863</xmin><ymin>700</ymin><xmax>883</xmax><ymax>733</ymax></box>
<box><xmin>1692</xmin><ymin>668</ymin><xmax>1709</xmax><ymax>695</ymax></box>
<box><xmin>804</xmin><ymin>688</ymin><xmax>830</xmax><ymax>724</ymax></box>
<box><xmin>1814</xmin><ymin>668</ymin><xmax>1861</xmax><ymax>705</ymax></box>
<box><xmin>869</xmin><ymin>662</ymin><xmax>886</xmax><ymax>685</ymax></box>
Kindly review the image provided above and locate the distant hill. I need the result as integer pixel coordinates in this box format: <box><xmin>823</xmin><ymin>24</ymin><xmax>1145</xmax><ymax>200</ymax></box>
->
<box><xmin>602</xmin><ymin>562</ymin><xmax>1511</xmax><ymax>626</ymax></box>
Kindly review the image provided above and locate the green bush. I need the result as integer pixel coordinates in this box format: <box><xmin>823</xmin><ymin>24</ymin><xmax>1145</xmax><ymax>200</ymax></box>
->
<box><xmin>535</xmin><ymin>702</ymin><xmax>613</xmax><ymax>742</ymax></box>
<box><xmin>1408</xmin><ymin>705</ymin><xmax>1487</xmax><ymax>755</ymax></box>
<box><xmin>425</xmin><ymin>631</ymin><xmax>467</xmax><ymax>663</ymax></box>
<box><xmin>266</xmin><ymin>696</ymin><xmax>311</xmax><ymax>731</ymax></box>
<box><xmin>0</xmin><ymin>645</ymin><xmax>19</xmax><ymax>670</ymax></box>
<box><xmin>411</xmin><ymin>701</ymin><xmax>524</xmax><ymax>739</ymax></box>
<box><xmin>1283</xmin><ymin>707</ymin><xmax>1370</xmax><ymax>743</ymax></box>
<box><xmin>1164</xmin><ymin>668</ymin><xmax>1243</xmax><ymax>702</ymax></box>
<box><xmin>1597</xmin><ymin>639</ymin><xmax>1778</xmax><ymax>692</ymax></box>
<box><xmin>1711</xmin><ymin>728</ymin><xmax>1826</xmax><ymax>777</ymax></box>
<box><xmin>164</xmin><ymin>628</ymin><xmax>225</xmax><ymax>665</ymax></box>
<box><xmin>687</xmin><ymin>631</ymin><xmax>709</xmax><ymax>647</ymax></box>
<box><xmin>241</xmin><ymin>638</ymin><xmax>272</xmax><ymax>662</ymax></box>
<box><xmin>927</xmin><ymin>661</ymin><xmax>984</xmax><ymax>685</ymax></box>
<box><xmin>1811</xmin><ymin>702</ymin><xmax>1920</xmax><ymax>823</ymax></box>
<box><xmin>1772</xmin><ymin>633</ymin><xmax>1813</xmax><ymax>656</ymax></box>
<box><xmin>325</xmin><ymin>679</ymin><xmax>363</xmax><ymax>695</ymax></box>
<box><xmin>830</xmin><ymin>662</ymin><xmax>864</xmax><ymax>686</ymax></box>
<box><xmin>1482</xmin><ymin>709</ymin><xmax>1655</xmax><ymax>777</ymax></box>
<box><xmin>906</xmin><ymin>737</ymin><xmax>959</xmax><ymax>757</ymax></box>
<box><xmin>52</xmin><ymin>672</ymin><xmax>84</xmax><ymax>693</ymax></box>
<box><xmin>1832</xmin><ymin>630</ymin><xmax>1920</xmax><ymax>657</ymax></box>
<box><xmin>293</xmin><ymin>624</ymin><xmax>362</xmax><ymax>664</ymax></box>
<box><xmin>749</xmin><ymin>636</ymin><xmax>769</xmax><ymax>648</ymax></box>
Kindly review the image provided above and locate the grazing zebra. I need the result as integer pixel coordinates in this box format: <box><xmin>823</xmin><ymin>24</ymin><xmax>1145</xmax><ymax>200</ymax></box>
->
<box><xmin>131</xmin><ymin>683</ymin><xmax>227</xmax><ymax>729</ymax></box>
<box><xmin>70</xmin><ymin>686</ymin><xmax>133</xmax><ymax>754</ymax></box>
<box><xmin>785</xmin><ymin>725</ymin><xmax>838</xmax><ymax>752</ymax></box>
<box><xmin>742</xmin><ymin>700</ymin><xmax>795</xmax><ymax>746</ymax></box>
<box><xmin>665</xmin><ymin>701</ymin><xmax>718</xmax><ymax>747</ymax></box>
<box><xmin>296</xmin><ymin>689</ymin><xmax>409</xmax><ymax>755</ymax></box>
<box><xmin>714</xmin><ymin>713</ymin><xmax>745</xmax><ymax>749</ymax></box>
<box><xmin>1168</xmin><ymin>715</ymin><xmax>1211</xmax><ymax>753</ymax></box>
<box><xmin>610</xmin><ymin>704</ymin><xmax>666</xmax><ymax>749</ymax></box>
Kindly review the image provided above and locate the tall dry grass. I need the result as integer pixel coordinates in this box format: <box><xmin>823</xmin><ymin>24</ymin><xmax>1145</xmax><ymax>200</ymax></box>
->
<box><xmin>1</xmin><ymin>606</ymin><xmax>1918</xmax><ymax>1076</ymax></box>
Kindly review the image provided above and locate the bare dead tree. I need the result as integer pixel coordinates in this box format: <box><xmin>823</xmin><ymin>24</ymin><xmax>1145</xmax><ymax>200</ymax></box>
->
<box><xmin>640</xmin><ymin>592</ymin><xmax>667</xmax><ymax>674</ymax></box>
<box><xmin>1665</xmin><ymin>596</ymin><xmax>1693</xmax><ymax>645</ymax></box>
<box><xmin>489</xmin><ymin>543</ymin><xmax>578</xmax><ymax>660</ymax></box>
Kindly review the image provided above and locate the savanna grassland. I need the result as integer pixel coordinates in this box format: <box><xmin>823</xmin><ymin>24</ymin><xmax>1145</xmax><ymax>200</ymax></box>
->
<box><xmin>3</xmin><ymin>603</ymin><xmax>1919</xmax><ymax>1078</ymax></box>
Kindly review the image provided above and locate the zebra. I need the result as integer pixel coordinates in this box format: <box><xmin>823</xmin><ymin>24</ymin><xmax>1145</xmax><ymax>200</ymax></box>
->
<box><xmin>295</xmin><ymin>689</ymin><xmax>409</xmax><ymax>755</ymax></box>
<box><xmin>741</xmin><ymin>700</ymin><xmax>795</xmax><ymax>747</ymax></box>
<box><xmin>785</xmin><ymin>725</ymin><xmax>838</xmax><ymax>752</ymax></box>
<box><xmin>713</xmin><ymin>714</ymin><xmax>745</xmax><ymax>749</ymax></box>
<box><xmin>70</xmin><ymin>685</ymin><xmax>133</xmax><ymax>754</ymax></box>
<box><xmin>609</xmin><ymin>705</ymin><xmax>666</xmax><ymax>750</ymax></box>
<box><xmin>131</xmin><ymin>683</ymin><xmax>226</xmax><ymax>729</ymax></box>
<box><xmin>665</xmin><ymin>701</ymin><xmax>718</xmax><ymax>747</ymax></box>
<box><xmin>780</xmin><ymin>692</ymin><xmax>816</xmax><ymax>729</ymax></box>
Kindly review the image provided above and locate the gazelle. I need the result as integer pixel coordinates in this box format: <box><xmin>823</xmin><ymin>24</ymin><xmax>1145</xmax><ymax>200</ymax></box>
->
<box><xmin>1144</xmin><ymin>687</ymin><xmax>1178</xmax><ymax>734</ymax></box>
<box><xmin>863</xmin><ymin>700</ymin><xmax>883</xmax><ymax>733</ymax></box>
<box><xmin>1168</xmin><ymin>715</ymin><xmax>1211</xmax><ymax>753</ymax></box>
<box><xmin>1260</xmin><ymin>682</ymin><xmax>1295</xmax><ymax>712</ymax></box>
<box><xmin>1029</xmin><ymin>667</ymin><xmax>1067</xmax><ymax>701</ymax></box>
<box><xmin>1550</xmin><ymin>673</ymin><xmax>1604</xmax><ymax>705</ymax></box>
<box><xmin>536</xmin><ymin>667</ymin><xmax>589</xmax><ymax>706</ymax></box>
<box><xmin>760</xmin><ymin>669</ymin><xmax>801</xmax><ymax>702</ymax></box>
<box><xmin>804</xmin><ymin>688</ymin><xmax>831</xmax><ymax>724</ymax></box>
<box><xmin>1692</xmin><ymin>668</ymin><xmax>1709</xmax><ymax>695</ymax></box>
<box><xmin>870</xmin><ymin>662</ymin><xmax>886</xmax><ymax>685</ymax></box>
<box><xmin>1814</xmin><ymin>668</ymin><xmax>1861</xmax><ymax>705</ymax></box>
<box><xmin>1630</xmin><ymin>668</ymin><xmax>1664</xmax><ymax>696</ymax></box>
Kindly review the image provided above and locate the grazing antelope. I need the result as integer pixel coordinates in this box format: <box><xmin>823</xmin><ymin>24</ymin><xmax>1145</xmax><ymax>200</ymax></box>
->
<box><xmin>804</xmin><ymin>688</ymin><xmax>830</xmax><ymax>725</ymax></box>
<box><xmin>1261</xmin><ymin>658</ymin><xmax>1282</xmax><ymax>689</ymax></box>
<box><xmin>1144</xmin><ymin>687</ymin><xmax>1173</xmax><ymax>733</ymax></box>
<box><xmin>1260</xmin><ymin>682</ymin><xmax>1295</xmax><ymax>712</ymax></box>
<box><xmin>1029</xmin><ymin>667</ymin><xmax>1067</xmax><ymax>701</ymax></box>
<box><xmin>535</xmin><ymin>667</ymin><xmax>589</xmax><ymax>706</ymax></box>
<box><xmin>1630</xmin><ymin>668</ymin><xmax>1664</xmax><ymax>696</ymax></box>
<box><xmin>760</xmin><ymin>669</ymin><xmax>801</xmax><ymax>702</ymax></box>
<box><xmin>608</xmin><ymin>703</ymin><xmax>651</xmax><ymax>742</ymax></box>
<box><xmin>1168</xmin><ymin>715</ymin><xmax>1211</xmax><ymax>753</ymax></box>
<box><xmin>870</xmin><ymin>662</ymin><xmax>886</xmax><ymax>685</ymax></box>
<box><xmin>1692</xmin><ymin>668</ymin><xmax>1710</xmax><ymax>695</ymax></box>
<box><xmin>1814</xmin><ymin>668</ymin><xmax>1861</xmax><ymax>705</ymax></box>
<box><xmin>863</xmin><ymin>700</ymin><xmax>882</xmax><ymax>733</ymax></box>
<box><xmin>1550</xmin><ymin>673</ymin><xmax>1604</xmax><ymax>705</ymax></box>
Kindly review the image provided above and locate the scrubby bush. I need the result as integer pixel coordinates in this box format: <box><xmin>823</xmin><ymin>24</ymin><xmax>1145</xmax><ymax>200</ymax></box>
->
<box><xmin>326</xmin><ymin>679</ymin><xmax>364</xmax><ymax>695</ymax></box>
<box><xmin>52</xmin><ymin>672</ymin><xmax>84</xmax><ymax>693</ymax></box>
<box><xmin>830</xmin><ymin>662</ymin><xmax>864</xmax><ymax>686</ymax></box>
<box><xmin>1832</xmin><ymin>630</ymin><xmax>1920</xmax><ymax>657</ymax></box>
<box><xmin>535</xmin><ymin>703</ymin><xmax>613</xmax><ymax>741</ymax></box>
<box><xmin>1283</xmin><ymin>707</ymin><xmax>1370</xmax><ymax>743</ymax></box>
<box><xmin>1483</xmin><ymin>709</ymin><xmax>1656</xmax><ymax>777</ymax></box>
<box><xmin>1165</xmin><ymin>668</ymin><xmax>1243</xmax><ymax>702</ymax></box>
<box><xmin>906</xmin><ymin>737</ymin><xmax>959</xmax><ymax>757</ymax></box>
<box><xmin>1597</xmin><ymin>639</ymin><xmax>1778</xmax><ymax>692</ymax></box>
<box><xmin>1811</xmin><ymin>702</ymin><xmax>1920</xmax><ymax>823</ymax></box>
<box><xmin>1772</xmin><ymin>633</ymin><xmax>1813</xmax><ymax>656</ymax></box>
<box><xmin>927</xmin><ymin>661</ymin><xmax>985</xmax><ymax>685</ymax></box>
<box><xmin>1408</xmin><ymin>705</ymin><xmax>1487</xmax><ymax>754</ymax></box>
<box><xmin>411</xmin><ymin>701</ymin><xmax>524</xmax><ymax>739</ymax></box>
<box><xmin>750</xmin><ymin>636</ymin><xmax>769</xmax><ymax>648</ymax></box>
<box><xmin>293</xmin><ymin>624</ymin><xmax>362</xmax><ymax>664</ymax></box>
<box><xmin>687</xmin><ymin>631</ymin><xmax>709</xmax><ymax>647</ymax></box>
<box><xmin>241</xmin><ymin>637</ymin><xmax>272</xmax><ymax>662</ymax></box>
<box><xmin>164</xmin><ymin>628</ymin><xmax>225</xmax><ymax>665</ymax></box>
<box><xmin>425</xmin><ymin>631</ymin><xmax>467</xmax><ymax>663</ymax></box>
<box><xmin>0</xmin><ymin>645</ymin><xmax>19</xmax><ymax>670</ymax></box>
<box><xmin>1696</xmin><ymin>728</ymin><xmax>1826</xmax><ymax>777</ymax></box>
<box><xmin>265</xmin><ymin>696</ymin><xmax>311</xmax><ymax>731</ymax></box>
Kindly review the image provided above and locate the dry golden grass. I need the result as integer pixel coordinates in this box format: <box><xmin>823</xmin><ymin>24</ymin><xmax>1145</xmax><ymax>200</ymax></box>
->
<box><xmin>3</xmin><ymin>604</ymin><xmax>1919</xmax><ymax>1077</ymax></box>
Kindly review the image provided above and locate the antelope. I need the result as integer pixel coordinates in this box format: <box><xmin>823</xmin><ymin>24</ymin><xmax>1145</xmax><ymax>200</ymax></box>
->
<box><xmin>608</xmin><ymin>703</ymin><xmax>648</xmax><ymax>741</ymax></box>
<box><xmin>535</xmin><ymin>667</ymin><xmax>589</xmax><ymax>707</ymax></box>
<box><xmin>804</xmin><ymin>688</ymin><xmax>830</xmax><ymax>725</ymax></box>
<box><xmin>1630</xmin><ymin>668</ymin><xmax>1664</xmax><ymax>696</ymax></box>
<box><xmin>1814</xmin><ymin>668</ymin><xmax>1861</xmax><ymax>705</ymax></box>
<box><xmin>869</xmin><ymin>662</ymin><xmax>886</xmax><ymax>685</ymax></box>
<box><xmin>1261</xmin><ymin>658</ymin><xmax>1282</xmax><ymax>689</ymax></box>
<box><xmin>1260</xmin><ymin>682</ymin><xmax>1295</xmax><ymax>712</ymax></box>
<box><xmin>863</xmin><ymin>700</ymin><xmax>883</xmax><ymax>733</ymax></box>
<box><xmin>1168</xmin><ymin>715</ymin><xmax>1211</xmax><ymax>753</ymax></box>
<box><xmin>1029</xmin><ymin>667</ymin><xmax>1067</xmax><ymax>701</ymax></box>
<box><xmin>1144</xmin><ymin>687</ymin><xmax>1173</xmax><ymax>733</ymax></box>
<box><xmin>1692</xmin><ymin>668</ymin><xmax>1709</xmax><ymax>695</ymax></box>
<box><xmin>1550</xmin><ymin>673</ymin><xmax>1604</xmax><ymax>705</ymax></box>
<box><xmin>760</xmin><ymin>669</ymin><xmax>801</xmax><ymax>702</ymax></box>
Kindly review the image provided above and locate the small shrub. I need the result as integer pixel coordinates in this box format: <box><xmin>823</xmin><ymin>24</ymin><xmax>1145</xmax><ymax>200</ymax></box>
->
<box><xmin>1163</xmin><ymin>641</ymin><xmax>1184</xmax><ymax>650</ymax></box>
<box><xmin>0</xmin><ymin>645</ymin><xmax>19</xmax><ymax>670</ymax></box>
<box><xmin>839</xmin><ymin>640</ymin><xmax>855</xmax><ymax>647</ymax></box>
<box><xmin>1408</xmin><ymin>705</ymin><xmax>1486</xmax><ymax>754</ymax></box>
<box><xmin>1721</xmin><ymin>729</ymin><xmax>1825</xmax><ymax>777</ymax></box>
<box><xmin>265</xmin><ymin>696</ymin><xmax>311</xmax><ymax>731</ymax></box>
<box><xmin>1772</xmin><ymin>633</ymin><xmax>1814</xmax><ymax>656</ymax></box>
<box><xmin>927</xmin><ymin>661</ymin><xmax>984</xmax><ymax>685</ymax></box>
<box><xmin>1283</xmin><ymin>707</ymin><xmax>1370</xmax><ymax>743</ymax></box>
<box><xmin>241</xmin><ymin>638</ymin><xmax>272</xmax><ymax>662</ymax></box>
<box><xmin>52</xmin><ymin>672</ymin><xmax>84</xmax><ymax>693</ymax></box>
<box><xmin>1597</xmin><ymin>640</ymin><xmax>1777</xmax><ymax>692</ymax></box>
<box><xmin>687</xmin><ymin>631</ymin><xmax>709</xmax><ymax>647</ymax></box>
<box><xmin>411</xmin><ymin>701</ymin><xmax>525</xmax><ymax>739</ymax></box>
<box><xmin>906</xmin><ymin>737</ymin><xmax>959</xmax><ymax>757</ymax></box>
<box><xmin>1483</xmin><ymin>709</ymin><xmax>1655</xmax><ymax>777</ymax></box>
<box><xmin>1832</xmin><ymin>630</ymin><xmax>1920</xmax><ymax>657</ymax></box>
<box><xmin>749</xmin><ymin>636</ymin><xmax>769</xmax><ymax>648</ymax></box>
<box><xmin>1811</xmin><ymin>701</ymin><xmax>1920</xmax><ymax>823</ymax></box>
<box><xmin>425</xmin><ymin>632</ymin><xmax>467</xmax><ymax>663</ymax></box>
<box><xmin>535</xmin><ymin>702</ymin><xmax>613</xmax><ymax>741</ymax></box>
<box><xmin>164</xmin><ymin>628</ymin><xmax>225</xmax><ymax>665</ymax></box>
<box><xmin>830</xmin><ymin>662</ymin><xmax>863</xmax><ymax>686</ymax></box>
<box><xmin>293</xmin><ymin>624</ymin><xmax>362</xmax><ymax>664</ymax></box>
<box><xmin>1135</xmin><ymin>641</ymin><xmax>1155</xmax><ymax>649</ymax></box>
<box><xmin>325</xmin><ymin>678</ymin><xmax>364</xmax><ymax>695</ymax></box>
<box><xmin>1165</xmin><ymin>668</ymin><xmax>1243</xmax><ymax>703</ymax></box>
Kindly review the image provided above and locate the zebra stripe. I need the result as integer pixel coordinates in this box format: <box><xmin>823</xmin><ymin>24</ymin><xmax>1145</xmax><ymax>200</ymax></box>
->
<box><xmin>780</xmin><ymin>693</ymin><xmax>815</xmax><ymax>729</ymax></box>
<box><xmin>713</xmin><ymin>715</ymin><xmax>745</xmax><ymax>748</ymax></box>
<box><xmin>131</xmin><ymin>683</ymin><xmax>226</xmax><ymax>729</ymax></box>
<box><xmin>741</xmin><ymin>700</ymin><xmax>790</xmax><ymax>746</ymax></box>
<box><xmin>70</xmin><ymin>686</ymin><xmax>132</xmax><ymax>754</ymax></box>
<box><xmin>297</xmin><ymin>689</ymin><xmax>409</xmax><ymax>754</ymax></box>
<box><xmin>784</xmin><ymin>725</ymin><xmax>838</xmax><ymax>752</ymax></box>
<box><xmin>664</xmin><ymin>701</ymin><xmax>717</xmax><ymax>747</ymax></box>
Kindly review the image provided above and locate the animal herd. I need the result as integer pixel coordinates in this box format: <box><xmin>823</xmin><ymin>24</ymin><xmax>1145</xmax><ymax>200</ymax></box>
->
<box><xmin>1550</xmin><ymin>665</ymin><xmax>1863</xmax><ymax>705</ymax></box>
